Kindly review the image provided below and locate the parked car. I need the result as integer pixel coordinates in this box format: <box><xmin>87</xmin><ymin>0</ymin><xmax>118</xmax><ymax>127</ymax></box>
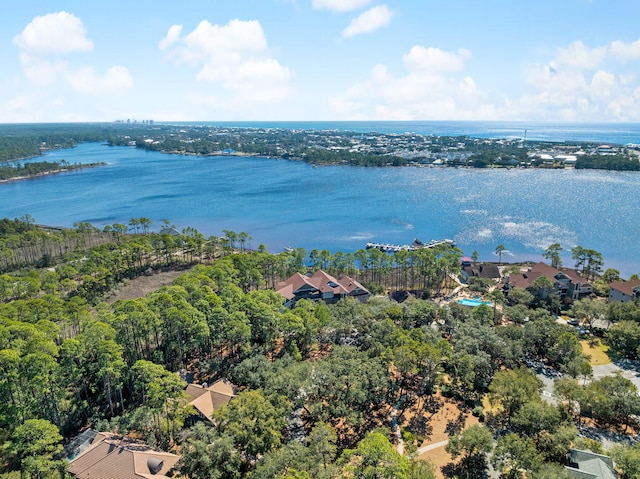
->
<box><xmin>567</xmin><ymin>319</ymin><xmax>579</xmax><ymax>326</ymax></box>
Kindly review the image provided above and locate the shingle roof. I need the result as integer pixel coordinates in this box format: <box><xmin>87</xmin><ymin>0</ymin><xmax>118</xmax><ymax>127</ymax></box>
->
<box><xmin>566</xmin><ymin>449</ymin><xmax>617</xmax><ymax>479</ymax></box>
<box><xmin>67</xmin><ymin>433</ymin><xmax>180</xmax><ymax>479</ymax></box>
<box><xmin>185</xmin><ymin>378</ymin><xmax>236</xmax><ymax>422</ymax></box>
<box><xmin>275</xmin><ymin>270</ymin><xmax>370</xmax><ymax>301</ymax></box>
<box><xmin>337</xmin><ymin>275</ymin><xmax>370</xmax><ymax>295</ymax></box>
<box><xmin>610</xmin><ymin>279</ymin><xmax>640</xmax><ymax>298</ymax></box>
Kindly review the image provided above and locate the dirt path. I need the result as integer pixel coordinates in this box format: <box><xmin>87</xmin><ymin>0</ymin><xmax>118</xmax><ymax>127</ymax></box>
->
<box><xmin>416</xmin><ymin>440</ymin><xmax>449</xmax><ymax>455</ymax></box>
<box><xmin>105</xmin><ymin>268</ymin><xmax>192</xmax><ymax>303</ymax></box>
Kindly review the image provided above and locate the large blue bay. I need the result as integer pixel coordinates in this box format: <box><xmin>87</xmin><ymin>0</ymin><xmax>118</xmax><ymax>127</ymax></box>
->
<box><xmin>1</xmin><ymin>121</ymin><xmax>640</xmax><ymax>277</ymax></box>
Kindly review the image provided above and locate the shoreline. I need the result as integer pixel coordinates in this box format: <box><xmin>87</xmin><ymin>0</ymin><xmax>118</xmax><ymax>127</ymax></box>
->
<box><xmin>0</xmin><ymin>162</ymin><xmax>107</xmax><ymax>184</ymax></box>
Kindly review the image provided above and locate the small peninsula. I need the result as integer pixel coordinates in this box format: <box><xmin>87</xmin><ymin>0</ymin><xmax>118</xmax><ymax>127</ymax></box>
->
<box><xmin>0</xmin><ymin>160</ymin><xmax>106</xmax><ymax>182</ymax></box>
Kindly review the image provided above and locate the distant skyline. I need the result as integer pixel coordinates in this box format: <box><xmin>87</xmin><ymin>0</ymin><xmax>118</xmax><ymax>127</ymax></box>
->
<box><xmin>2</xmin><ymin>0</ymin><xmax>640</xmax><ymax>123</ymax></box>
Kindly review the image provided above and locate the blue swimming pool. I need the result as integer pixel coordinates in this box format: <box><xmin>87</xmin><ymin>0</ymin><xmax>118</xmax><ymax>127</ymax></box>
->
<box><xmin>457</xmin><ymin>298</ymin><xmax>491</xmax><ymax>307</ymax></box>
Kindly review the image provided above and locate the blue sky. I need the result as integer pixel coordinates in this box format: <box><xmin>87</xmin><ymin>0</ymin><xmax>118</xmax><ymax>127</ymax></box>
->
<box><xmin>2</xmin><ymin>0</ymin><xmax>640</xmax><ymax>122</ymax></box>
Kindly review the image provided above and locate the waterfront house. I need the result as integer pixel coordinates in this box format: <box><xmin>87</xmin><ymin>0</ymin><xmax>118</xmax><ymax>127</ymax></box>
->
<box><xmin>275</xmin><ymin>269</ymin><xmax>370</xmax><ymax>308</ymax></box>
<box><xmin>503</xmin><ymin>262</ymin><xmax>592</xmax><ymax>303</ymax></box>
<box><xmin>158</xmin><ymin>226</ymin><xmax>180</xmax><ymax>236</ymax></box>
<box><xmin>460</xmin><ymin>256</ymin><xmax>473</xmax><ymax>267</ymax></box>
<box><xmin>185</xmin><ymin>378</ymin><xmax>236</xmax><ymax>424</ymax></box>
<box><xmin>608</xmin><ymin>279</ymin><xmax>640</xmax><ymax>303</ymax></box>
<box><xmin>67</xmin><ymin>430</ymin><xmax>180</xmax><ymax>479</ymax></box>
<box><xmin>461</xmin><ymin>262</ymin><xmax>501</xmax><ymax>282</ymax></box>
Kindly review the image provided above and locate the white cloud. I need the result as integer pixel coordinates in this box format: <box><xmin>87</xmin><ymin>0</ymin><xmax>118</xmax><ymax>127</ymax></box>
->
<box><xmin>609</xmin><ymin>38</ymin><xmax>640</xmax><ymax>61</ymax></box>
<box><xmin>590</xmin><ymin>70</ymin><xmax>615</xmax><ymax>99</ymax></box>
<box><xmin>312</xmin><ymin>0</ymin><xmax>371</xmax><ymax>13</ymax></box>
<box><xmin>403</xmin><ymin>46</ymin><xmax>471</xmax><ymax>72</ymax></box>
<box><xmin>12</xmin><ymin>11</ymin><xmax>133</xmax><ymax>100</ymax></box>
<box><xmin>505</xmin><ymin>36</ymin><xmax>640</xmax><ymax>121</ymax></box>
<box><xmin>342</xmin><ymin>5</ymin><xmax>394</xmax><ymax>38</ymax></box>
<box><xmin>159</xmin><ymin>24</ymin><xmax>183</xmax><ymax>50</ymax></box>
<box><xmin>66</xmin><ymin>65</ymin><xmax>134</xmax><ymax>94</ymax></box>
<box><xmin>13</xmin><ymin>11</ymin><xmax>93</xmax><ymax>54</ymax></box>
<box><xmin>554</xmin><ymin>41</ymin><xmax>605</xmax><ymax>69</ymax></box>
<box><xmin>18</xmin><ymin>54</ymin><xmax>68</xmax><ymax>86</ymax></box>
<box><xmin>331</xmin><ymin>45</ymin><xmax>490</xmax><ymax>120</ymax></box>
<box><xmin>179</xmin><ymin>19</ymin><xmax>268</xmax><ymax>64</ymax></box>
<box><xmin>553</xmin><ymin>37</ymin><xmax>640</xmax><ymax>70</ymax></box>
<box><xmin>162</xmin><ymin>18</ymin><xmax>291</xmax><ymax>103</ymax></box>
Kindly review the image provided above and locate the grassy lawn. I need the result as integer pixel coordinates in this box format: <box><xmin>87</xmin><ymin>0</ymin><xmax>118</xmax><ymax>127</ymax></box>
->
<box><xmin>581</xmin><ymin>339</ymin><xmax>611</xmax><ymax>366</ymax></box>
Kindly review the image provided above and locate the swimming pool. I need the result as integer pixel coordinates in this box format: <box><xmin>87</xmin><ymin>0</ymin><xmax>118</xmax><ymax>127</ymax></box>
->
<box><xmin>457</xmin><ymin>298</ymin><xmax>491</xmax><ymax>307</ymax></box>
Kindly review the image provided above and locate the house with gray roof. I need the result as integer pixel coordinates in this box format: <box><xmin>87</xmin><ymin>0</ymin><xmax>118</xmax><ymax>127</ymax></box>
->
<box><xmin>565</xmin><ymin>449</ymin><xmax>617</xmax><ymax>479</ymax></box>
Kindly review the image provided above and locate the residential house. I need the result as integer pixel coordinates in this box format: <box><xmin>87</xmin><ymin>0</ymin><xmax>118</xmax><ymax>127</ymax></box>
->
<box><xmin>461</xmin><ymin>262</ymin><xmax>501</xmax><ymax>282</ymax></box>
<box><xmin>609</xmin><ymin>279</ymin><xmax>640</xmax><ymax>303</ymax></box>
<box><xmin>503</xmin><ymin>262</ymin><xmax>592</xmax><ymax>304</ymax></box>
<box><xmin>275</xmin><ymin>269</ymin><xmax>370</xmax><ymax>308</ymax></box>
<box><xmin>185</xmin><ymin>378</ymin><xmax>236</xmax><ymax>423</ymax></box>
<box><xmin>158</xmin><ymin>226</ymin><xmax>180</xmax><ymax>236</ymax></box>
<box><xmin>565</xmin><ymin>449</ymin><xmax>617</xmax><ymax>479</ymax></box>
<box><xmin>67</xmin><ymin>430</ymin><xmax>180</xmax><ymax>479</ymax></box>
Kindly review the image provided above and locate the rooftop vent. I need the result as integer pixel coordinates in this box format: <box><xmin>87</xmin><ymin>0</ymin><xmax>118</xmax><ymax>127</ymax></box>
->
<box><xmin>148</xmin><ymin>457</ymin><xmax>164</xmax><ymax>475</ymax></box>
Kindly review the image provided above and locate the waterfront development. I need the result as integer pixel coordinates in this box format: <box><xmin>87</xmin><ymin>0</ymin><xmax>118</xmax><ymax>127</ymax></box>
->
<box><xmin>1</xmin><ymin>122</ymin><xmax>639</xmax><ymax>277</ymax></box>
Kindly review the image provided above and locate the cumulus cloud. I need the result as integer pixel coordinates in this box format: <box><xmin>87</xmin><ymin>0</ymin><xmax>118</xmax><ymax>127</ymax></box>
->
<box><xmin>403</xmin><ymin>46</ymin><xmax>471</xmax><ymax>72</ymax></box>
<box><xmin>66</xmin><ymin>66</ymin><xmax>134</xmax><ymax>94</ymax></box>
<box><xmin>18</xmin><ymin>54</ymin><xmax>68</xmax><ymax>86</ymax></box>
<box><xmin>507</xmin><ymin>36</ymin><xmax>640</xmax><ymax>121</ymax></box>
<box><xmin>554</xmin><ymin>37</ymin><xmax>640</xmax><ymax>69</ymax></box>
<box><xmin>342</xmin><ymin>5</ymin><xmax>394</xmax><ymax>38</ymax></box>
<box><xmin>331</xmin><ymin>45</ymin><xmax>490</xmax><ymax>120</ymax></box>
<box><xmin>13</xmin><ymin>11</ymin><xmax>133</xmax><ymax>97</ymax></box>
<box><xmin>13</xmin><ymin>11</ymin><xmax>93</xmax><ymax>54</ymax></box>
<box><xmin>162</xmin><ymin>18</ymin><xmax>291</xmax><ymax>103</ymax></box>
<box><xmin>158</xmin><ymin>24</ymin><xmax>183</xmax><ymax>50</ymax></box>
<box><xmin>312</xmin><ymin>0</ymin><xmax>371</xmax><ymax>12</ymax></box>
<box><xmin>554</xmin><ymin>41</ymin><xmax>605</xmax><ymax>70</ymax></box>
<box><xmin>609</xmin><ymin>38</ymin><xmax>640</xmax><ymax>61</ymax></box>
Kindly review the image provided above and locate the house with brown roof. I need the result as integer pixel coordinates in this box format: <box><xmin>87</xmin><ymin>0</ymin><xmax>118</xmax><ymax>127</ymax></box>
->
<box><xmin>503</xmin><ymin>262</ymin><xmax>592</xmax><ymax>303</ymax></box>
<box><xmin>185</xmin><ymin>378</ymin><xmax>236</xmax><ymax>423</ymax></box>
<box><xmin>67</xmin><ymin>431</ymin><xmax>180</xmax><ymax>479</ymax></box>
<box><xmin>275</xmin><ymin>269</ymin><xmax>370</xmax><ymax>308</ymax></box>
<box><xmin>609</xmin><ymin>279</ymin><xmax>640</xmax><ymax>303</ymax></box>
<box><xmin>461</xmin><ymin>263</ymin><xmax>501</xmax><ymax>282</ymax></box>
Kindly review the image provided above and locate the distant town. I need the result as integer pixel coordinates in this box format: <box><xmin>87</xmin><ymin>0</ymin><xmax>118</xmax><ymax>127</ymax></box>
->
<box><xmin>1</xmin><ymin>122</ymin><xmax>639</xmax><ymax>171</ymax></box>
<box><xmin>110</xmin><ymin>123</ymin><xmax>640</xmax><ymax>170</ymax></box>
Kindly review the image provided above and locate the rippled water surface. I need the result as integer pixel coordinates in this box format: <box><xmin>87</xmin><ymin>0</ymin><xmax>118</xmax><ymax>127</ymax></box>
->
<box><xmin>2</xmin><ymin>142</ymin><xmax>639</xmax><ymax>276</ymax></box>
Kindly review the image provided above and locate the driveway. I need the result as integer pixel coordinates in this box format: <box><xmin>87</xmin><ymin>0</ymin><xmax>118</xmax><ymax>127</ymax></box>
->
<box><xmin>592</xmin><ymin>359</ymin><xmax>640</xmax><ymax>390</ymax></box>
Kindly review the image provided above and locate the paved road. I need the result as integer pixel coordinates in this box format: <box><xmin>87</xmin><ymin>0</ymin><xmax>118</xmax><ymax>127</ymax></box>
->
<box><xmin>592</xmin><ymin>360</ymin><xmax>640</xmax><ymax>390</ymax></box>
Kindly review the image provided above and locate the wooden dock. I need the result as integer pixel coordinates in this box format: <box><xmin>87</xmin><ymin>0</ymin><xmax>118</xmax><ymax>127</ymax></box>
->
<box><xmin>365</xmin><ymin>238</ymin><xmax>456</xmax><ymax>253</ymax></box>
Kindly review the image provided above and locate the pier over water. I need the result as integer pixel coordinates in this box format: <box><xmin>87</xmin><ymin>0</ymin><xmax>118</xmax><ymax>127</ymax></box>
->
<box><xmin>365</xmin><ymin>238</ymin><xmax>456</xmax><ymax>253</ymax></box>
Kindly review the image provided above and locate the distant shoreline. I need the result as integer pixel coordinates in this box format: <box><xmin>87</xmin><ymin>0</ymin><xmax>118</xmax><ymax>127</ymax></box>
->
<box><xmin>0</xmin><ymin>162</ymin><xmax>107</xmax><ymax>184</ymax></box>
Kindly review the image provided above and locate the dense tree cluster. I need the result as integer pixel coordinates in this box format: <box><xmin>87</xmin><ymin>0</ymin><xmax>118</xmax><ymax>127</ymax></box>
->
<box><xmin>2</xmin><ymin>215</ymin><xmax>640</xmax><ymax>478</ymax></box>
<box><xmin>576</xmin><ymin>154</ymin><xmax>640</xmax><ymax>170</ymax></box>
<box><xmin>0</xmin><ymin>160</ymin><xmax>104</xmax><ymax>181</ymax></box>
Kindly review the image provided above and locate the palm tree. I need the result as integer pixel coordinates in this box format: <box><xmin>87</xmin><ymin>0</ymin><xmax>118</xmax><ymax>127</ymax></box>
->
<box><xmin>494</xmin><ymin>244</ymin><xmax>506</xmax><ymax>264</ymax></box>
